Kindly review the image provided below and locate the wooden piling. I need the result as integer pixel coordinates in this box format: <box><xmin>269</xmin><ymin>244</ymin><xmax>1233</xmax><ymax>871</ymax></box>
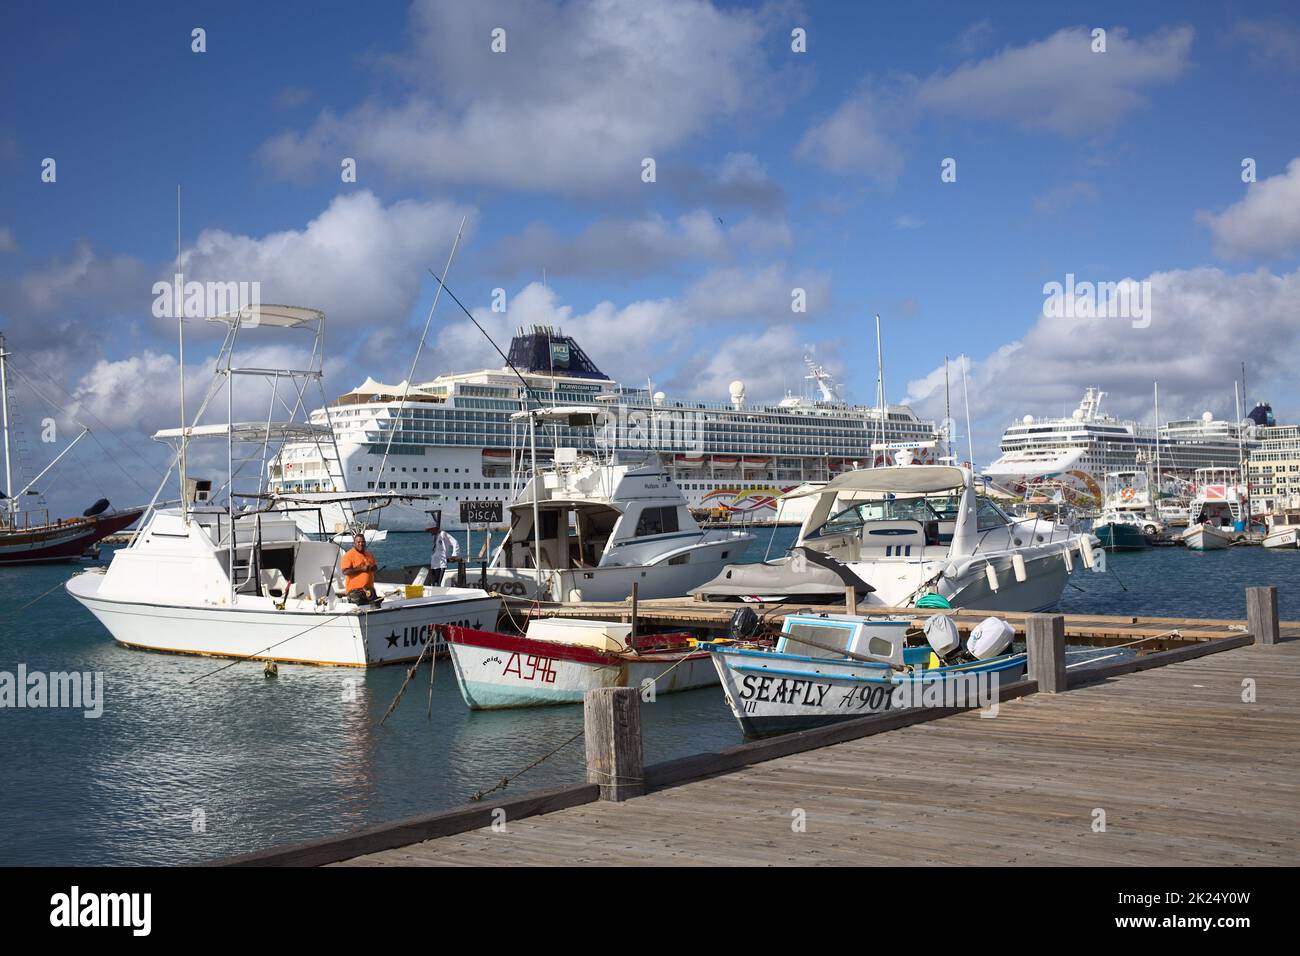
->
<box><xmin>583</xmin><ymin>686</ymin><xmax>645</xmax><ymax>801</ymax></box>
<box><xmin>1026</xmin><ymin>613</ymin><xmax>1066</xmax><ymax>693</ymax></box>
<box><xmin>630</xmin><ymin>581</ymin><xmax>639</xmax><ymax>642</ymax></box>
<box><xmin>844</xmin><ymin>585</ymin><xmax>857</xmax><ymax>614</ymax></box>
<box><xmin>1247</xmin><ymin>586</ymin><xmax>1280</xmax><ymax>646</ymax></box>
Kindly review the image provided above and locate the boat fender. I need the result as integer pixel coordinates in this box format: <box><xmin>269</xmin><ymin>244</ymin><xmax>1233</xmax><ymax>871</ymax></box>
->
<box><xmin>923</xmin><ymin>614</ymin><xmax>961</xmax><ymax>657</ymax></box>
<box><xmin>968</xmin><ymin>617</ymin><xmax>1014</xmax><ymax>660</ymax></box>
<box><xmin>1078</xmin><ymin>536</ymin><xmax>1095</xmax><ymax>569</ymax></box>
<box><xmin>1062</xmin><ymin>546</ymin><xmax>1073</xmax><ymax>572</ymax></box>
<box><xmin>1011</xmin><ymin>553</ymin><xmax>1027</xmax><ymax>583</ymax></box>
<box><xmin>567</xmin><ymin>588</ymin><xmax>583</xmax><ymax>602</ymax></box>
<box><xmin>263</xmin><ymin>661</ymin><xmax>279</xmax><ymax>678</ymax></box>
<box><xmin>728</xmin><ymin>606</ymin><xmax>762</xmax><ymax>642</ymax></box>
<box><xmin>985</xmin><ymin>562</ymin><xmax>1000</xmax><ymax>592</ymax></box>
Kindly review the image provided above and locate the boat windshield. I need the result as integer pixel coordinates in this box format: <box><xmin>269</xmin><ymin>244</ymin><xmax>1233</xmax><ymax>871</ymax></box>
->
<box><xmin>814</xmin><ymin>494</ymin><xmax>960</xmax><ymax>537</ymax></box>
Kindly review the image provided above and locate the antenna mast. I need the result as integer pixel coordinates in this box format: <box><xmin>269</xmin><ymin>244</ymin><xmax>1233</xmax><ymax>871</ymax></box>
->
<box><xmin>874</xmin><ymin>314</ymin><xmax>885</xmax><ymax>459</ymax></box>
<box><xmin>177</xmin><ymin>185</ymin><xmax>188</xmax><ymax>525</ymax></box>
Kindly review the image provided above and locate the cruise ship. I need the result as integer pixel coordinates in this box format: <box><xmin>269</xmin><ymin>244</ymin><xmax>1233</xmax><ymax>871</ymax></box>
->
<box><xmin>985</xmin><ymin>388</ymin><xmax>1262</xmax><ymax>503</ymax></box>
<box><xmin>267</xmin><ymin>326</ymin><xmax>943</xmax><ymax>531</ymax></box>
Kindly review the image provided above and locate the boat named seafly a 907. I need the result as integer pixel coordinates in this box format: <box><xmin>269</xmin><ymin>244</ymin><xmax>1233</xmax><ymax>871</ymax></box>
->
<box><xmin>694</xmin><ymin>461</ymin><xmax>1096</xmax><ymax>612</ymax></box>
<box><xmin>704</xmin><ymin>612</ymin><xmax>1025</xmax><ymax>737</ymax></box>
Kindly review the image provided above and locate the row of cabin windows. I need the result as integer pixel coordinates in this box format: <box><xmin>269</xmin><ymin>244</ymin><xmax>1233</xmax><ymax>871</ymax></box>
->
<box><xmin>366</xmin><ymin>481</ymin><xmax>508</xmax><ymax>490</ymax></box>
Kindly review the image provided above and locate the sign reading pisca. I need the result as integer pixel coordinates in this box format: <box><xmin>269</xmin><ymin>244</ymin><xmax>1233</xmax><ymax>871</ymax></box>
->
<box><xmin>460</xmin><ymin>500</ymin><xmax>503</xmax><ymax>524</ymax></box>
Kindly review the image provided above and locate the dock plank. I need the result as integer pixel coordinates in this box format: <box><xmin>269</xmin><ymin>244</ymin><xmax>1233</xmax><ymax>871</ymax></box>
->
<box><xmin>340</xmin><ymin>641</ymin><xmax>1300</xmax><ymax>867</ymax></box>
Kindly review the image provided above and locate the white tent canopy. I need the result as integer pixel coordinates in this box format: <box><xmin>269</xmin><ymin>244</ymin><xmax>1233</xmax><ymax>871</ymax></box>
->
<box><xmin>154</xmin><ymin>422</ymin><xmax>331</xmax><ymax>442</ymax></box>
<box><xmin>206</xmin><ymin>304</ymin><xmax>324</xmax><ymax>329</ymax></box>
<box><xmin>787</xmin><ymin>465</ymin><xmax>970</xmax><ymax>498</ymax></box>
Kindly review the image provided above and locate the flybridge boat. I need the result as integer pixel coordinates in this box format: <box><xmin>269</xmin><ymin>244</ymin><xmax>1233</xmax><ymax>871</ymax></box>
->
<box><xmin>64</xmin><ymin>305</ymin><xmax>499</xmax><ymax>666</ymax></box>
<box><xmin>704</xmin><ymin>612</ymin><xmax>1025</xmax><ymax>738</ymax></box>
<box><xmin>485</xmin><ymin>406</ymin><xmax>753</xmax><ymax>602</ymax></box>
<box><xmin>693</xmin><ymin>459</ymin><xmax>1097</xmax><ymax>612</ymax></box>
<box><xmin>1180</xmin><ymin>468</ymin><xmax>1247</xmax><ymax>551</ymax></box>
<box><xmin>66</xmin><ymin>508</ymin><xmax>498</xmax><ymax>666</ymax></box>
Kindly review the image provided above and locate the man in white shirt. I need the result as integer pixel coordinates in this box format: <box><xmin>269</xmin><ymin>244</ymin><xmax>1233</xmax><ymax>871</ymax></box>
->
<box><xmin>426</xmin><ymin>518</ymin><xmax>461</xmax><ymax>585</ymax></box>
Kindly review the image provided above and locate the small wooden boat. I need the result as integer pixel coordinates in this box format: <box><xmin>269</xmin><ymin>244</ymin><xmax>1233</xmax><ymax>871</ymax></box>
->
<box><xmin>1181</xmin><ymin>523</ymin><xmax>1234</xmax><ymax>551</ymax></box>
<box><xmin>703</xmin><ymin>612</ymin><xmax>1025</xmax><ymax>737</ymax></box>
<box><xmin>444</xmin><ymin>618</ymin><xmax>719</xmax><ymax>709</ymax></box>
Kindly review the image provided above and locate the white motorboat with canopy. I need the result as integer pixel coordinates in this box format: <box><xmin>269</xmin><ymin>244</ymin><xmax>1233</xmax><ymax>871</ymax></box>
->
<box><xmin>486</xmin><ymin>405</ymin><xmax>753</xmax><ymax>601</ymax></box>
<box><xmin>65</xmin><ymin>304</ymin><xmax>499</xmax><ymax>666</ymax></box>
<box><xmin>693</xmin><ymin>459</ymin><xmax>1097</xmax><ymax>611</ymax></box>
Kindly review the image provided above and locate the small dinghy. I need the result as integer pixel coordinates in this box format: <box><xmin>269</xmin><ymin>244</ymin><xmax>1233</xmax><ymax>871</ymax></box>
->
<box><xmin>444</xmin><ymin>617</ymin><xmax>719</xmax><ymax>709</ymax></box>
<box><xmin>703</xmin><ymin>612</ymin><xmax>1025</xmax><ymax>738</ymax></box>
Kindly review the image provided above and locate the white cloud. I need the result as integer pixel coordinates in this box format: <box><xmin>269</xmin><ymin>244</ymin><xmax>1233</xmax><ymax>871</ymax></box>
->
<box><xmin>1229</xmin><ymin>18</ymin><xmax>1300</xmax><ymax>71</ymax></box>
<box><xmin>1198</xmin><ymin>158</ymin><xmax>1300</xmax><ymax>260</ymax></box>
<box><xmin>905</xmin><ymin>265</ymin><xmax>1300</xmax><ymax>462</ymax></box>
<box><xmin>260</xmin><ymin>0</ymin><xmax>778</xmax><ymax>194</ymax></box>
<box><xmin>431</xmin><ymin>282</ymin><xmax>694</xmax><ymax>386</ymax></box>
<box><xmin>0</xmin><ymin>226</ymin><xmax>16</xmax><ymax>253</ymax></box>
<box><xmin>800</xmin><ymin>26</ymin><xmax>1193</xmax><ymax>180</ymax></box>
<box><xmin>487</xmin><ymin>210</ymin><xmax>729</xmax><ymax>278</ymax></box>
<box><xmin>683</xmin><ymin>263</ymin><xmax>832</xmax><ymax>323</ymax></box>
<box><xmin>916</xmin><ymin>26</ymin><xmax>1193</xmax><ymax>133</ymax></box>
<box><xmin>796</xmin><ymin>81</ymin><xmax>913</xmax><ymax>184</ymax></box>
<box><xmin>181</xmin><ymin>190</ymin><xmax>474</xmax><ymax>327</ymax></box>
<box><xmin>665</xmin><ymin>325</ymin><xmax>839</xmax><ymax>401</ymax></box>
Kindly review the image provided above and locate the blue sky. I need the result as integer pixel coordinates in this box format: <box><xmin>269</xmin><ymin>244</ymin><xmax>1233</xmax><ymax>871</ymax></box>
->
<box><xmin>2</xmin><ymin>0</ymin><xmax>1300</xmax><ymax>513</ymax></box>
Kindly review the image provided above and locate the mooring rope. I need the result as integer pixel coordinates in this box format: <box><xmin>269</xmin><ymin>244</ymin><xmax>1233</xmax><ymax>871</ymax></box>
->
<box><xmin>187</xmin><ymin>612</ymin><xmax>347</xmax><ymax>683</ymax></box>
<box><xmin>16</xmin><ymin>579</ymin><xmax>71</xmax><ymax>613</ymax></box>
<box><xmin>1063</xmin><ymin>628</ymin><xmax>1182</xmax><ymax>660</ymax></box>
<box><xmin>469</xmin><ymin>727</ymin><xmax>585</xmax><ymax>802</ymax></box>
<box><xmin>380</xmin><ymin>628</ymin><xmax>438</xmax><ymax>726</ymax></box>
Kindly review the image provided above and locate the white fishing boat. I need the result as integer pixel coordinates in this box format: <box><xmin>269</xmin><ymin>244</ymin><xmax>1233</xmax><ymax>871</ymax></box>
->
<box><xmin>694</xmin><ymin>458</ymin><xmax>1097</xmax><ymax>612</ymax></box>
<box><xmin>704</xmin><ymin>612</ymin><xmax>1025</xmax><ymax>737</ymax></box>
<box><xmin>65</xmin><ymin>305</ymin><xmax>499</xmax><ymax>666</ymax></box>
<box><xmin>1263</xmin><ymin>497</ymin><xmax>1300</xmax><ymax>549</ymax></box>
<box><xmin>444</xmin><ymin>618</ymin><xmax>716</xmax><ymax>709</ymax></box>
<box><xmin>1180</xmin><ymin>467</ymin><xmax>1246</xmax><ymax>551</ymax></box>
<box><xmin>485</xmin><ymin>406</ymin><xmax>753</xmax><ymax>602</ymax></box>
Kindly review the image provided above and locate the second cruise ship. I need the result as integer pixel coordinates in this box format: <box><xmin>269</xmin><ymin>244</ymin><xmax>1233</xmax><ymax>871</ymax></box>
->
<box><xmin>985</xmin><ymin>387</ymin><xmax>1266</xmax><ymax>502</ymax></box>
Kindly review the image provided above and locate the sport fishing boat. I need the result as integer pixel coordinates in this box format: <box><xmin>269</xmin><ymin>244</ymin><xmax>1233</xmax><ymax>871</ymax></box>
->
<box><xmin>0</xmin><ymin>333</ymin><xmax>144</xmax><ymax>564</ymax></box>
<box><xmin>485</xmin><ymin>406</ymin><xmax>753</xmax><ymax>602</ymax></box>
<box><xmin>1094</xmin><ymin>470</ymin><xmax>1160</xmax><ymax>551</ymax></box>
<box><xmin>64</xmin><ymin>306</ymin><xmax>499</xmax><ymax>666</ymax></box>
<box><xmin>444</xmin><ymin>617</ymin><xmax>717</xmax><ymax>709</ymax></box>
<box><xmin>1180</xmin><ymin>468</ymin><xmax>1246</xmax><ymax>551</ymax></box>
<box><xmin>703</xmin><ymin>611</ymin><xmax>1025</xmax><ymax>737</ymax></box>
<box><xmin>693</xmin><ymin>458</ymin><xmax>1097</xmax><ymax>612</ymax></box>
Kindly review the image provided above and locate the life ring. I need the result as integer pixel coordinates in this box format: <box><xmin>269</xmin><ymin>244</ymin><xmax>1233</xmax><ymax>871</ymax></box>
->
<box><xmin>1120</xmin><ymin>487</ymin><xmax>1136</xmax><ymax>501</ymax></box>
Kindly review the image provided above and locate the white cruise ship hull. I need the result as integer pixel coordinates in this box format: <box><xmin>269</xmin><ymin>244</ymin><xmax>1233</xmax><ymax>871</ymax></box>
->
<box><xmin>67</xmin><ymin>571</ymin><xmax>500</xmax><ymax>667</ymax></box>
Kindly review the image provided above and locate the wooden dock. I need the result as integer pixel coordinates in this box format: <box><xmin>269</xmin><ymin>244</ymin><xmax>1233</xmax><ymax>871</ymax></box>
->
<box><xmin>336</xmin><ymin>637</ymin><xmax>1299</xmax><ymax>867</ymax></box>
<box><xmin>502</xmin><ymin>595</ymin><xmax>1280</xmax><ymax>648</ymax></box>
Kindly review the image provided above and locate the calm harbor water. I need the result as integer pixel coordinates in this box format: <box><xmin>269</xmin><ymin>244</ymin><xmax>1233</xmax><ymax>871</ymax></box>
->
<box><xmin>0</xmin><ymin>528</ymin><xmax>1293</xmax><ymax>865</ymax></box>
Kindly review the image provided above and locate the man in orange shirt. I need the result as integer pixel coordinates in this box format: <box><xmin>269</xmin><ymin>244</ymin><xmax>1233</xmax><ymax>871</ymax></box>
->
<box><xmin>341</xmin><ymin>533</ymin><xmax>379</xmax><ymax>604</ymax></box>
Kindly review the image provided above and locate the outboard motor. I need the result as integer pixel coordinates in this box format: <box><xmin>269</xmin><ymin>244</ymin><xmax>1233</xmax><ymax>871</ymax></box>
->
<box><xmin>968</xmin><ymin>617</ymin><xmax>1015</xmax><ymax>659</ymax></box>
<box><xmin>728</xmin><ymin>606</ymin><xmax>762</xmax><ymax>643</ymax></box>
<box><xmin>923</xmin><ymin>614</ymin><xmax>962</xmax><ymax>664</ymax></box>
<box><xmin>83</xmin><ymin>498</ymin><xmax>110</xmax><ymax>518</ymax></box>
